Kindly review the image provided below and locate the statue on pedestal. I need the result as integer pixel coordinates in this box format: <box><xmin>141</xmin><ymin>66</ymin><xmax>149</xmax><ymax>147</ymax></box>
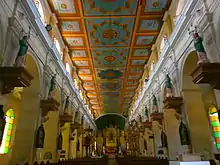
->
<box><xmin>165</xmin><ymin>75</ymin><xmax>173</xmax><ymax>97</ymax></box>
<box><xmin>35</xmin><ymin>124</ymin><xmax>45</xmax><ymax>149</ymax></box>
<box><xmin>120</xmin><ymin>131</ymin><xmax>126</xmax><ymax>154</ymax></box>
<box><xmin>63</xmin><ymin>96</ymin><xmax>69</xmax><ymax>113</ymax></box>
<box><xmin>14</xmin><ymin>36</ymin><xmax>28</xmax><ymax>67</ymax></box>
<box><xmin>48</xmin><ymin>76</ymin><xmax>56</xmax><ymax>100</ymax></box>
<box><xmin>153</xmin><ymin>95</ymin><xmax>158</xmax><ymax>113</ymax></box>
<box><xmin>145</xmin><ymin>106</ymin><xmax>149</xmax><ymax>119</ymax></box>
<box><xmin>193</xmin><ymin>31</ymin><xmax>209</xmax><ymax>64</ymax></box>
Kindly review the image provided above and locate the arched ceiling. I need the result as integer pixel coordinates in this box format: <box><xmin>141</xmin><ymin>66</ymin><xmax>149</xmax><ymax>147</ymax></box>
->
<box><xmin>48</xmin><ymin>0</ymin><xmax>171</xmax><ymax>118</ymax></box>
<box><xmin>95</xmin><ymin>114</ymin><xmax>126</xmax><ymax>130</ymax></box>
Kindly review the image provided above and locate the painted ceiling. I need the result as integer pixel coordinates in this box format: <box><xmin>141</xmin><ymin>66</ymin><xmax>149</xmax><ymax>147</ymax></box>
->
<box><xmin>48</xmin><ymin>0</ymin><xmax>171</xmax><ymax>118</ymax></box>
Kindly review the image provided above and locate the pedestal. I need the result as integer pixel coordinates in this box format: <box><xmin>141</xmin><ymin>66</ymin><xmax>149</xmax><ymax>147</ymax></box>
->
<box><xmin>40</xmin><ymin>99</ymin><xmax>60</xmax><ymax>117</ymax></box>
<box><xmin>163</xmin><ymin>97</ymin><xmax>183</xmax><ymax>111</ymax></box>
<box><xmin>150</xmin><ymin>112</ymin><xmax>164</xmax><ymax>124</ymax></box>
<box><xmin>0</xmin><ymin>67</ymin><xmax>33</xmax><ymax>94</ymax></box>
<box><xmin>190</xmin><ymin>63</ymin><xmax>220</xmax><ymax>90</ymax></box>
<box><xmin>59</xmin><ymin>113</ymin><xmax>73</xmax><ymax>126</ymax></box>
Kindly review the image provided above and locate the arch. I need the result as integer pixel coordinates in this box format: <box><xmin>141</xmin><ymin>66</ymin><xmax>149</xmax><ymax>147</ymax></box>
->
<box><xmin>66</xmin><ymin>63</ymin><xmax>71</xmax><ymax>75</ymax></box>
<box><xmin>0</xmin><ymin>109</ymin><xmax>14</xmax><ymax>154</ymax></box>
<box><xmin>180</xmin><ymin>50</ymin><xmax>215</xmax><ymax>154</ymax></box>
<box><xmin>2</xmin><ymin>53</ymin><xmax>42</xmax><ymax>164</ymax></box>
<box><xmin>95</xmin><ymin>114</ymin><xmax>127</xmax><ymax>130</ymax></box>
<box><xmin>54</xmin><ymin>37</ymin><xmax>61</xmax><ymax>54</ymax></box>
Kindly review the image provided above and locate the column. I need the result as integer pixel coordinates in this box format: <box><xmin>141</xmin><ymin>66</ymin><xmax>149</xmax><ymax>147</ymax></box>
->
<box><xmin>145</xmin><ymin>128</ymin><xmax>155</xmax><ymax>157</ymax></box>
<box><xmin>43</xmin><ymin>111</ymin><xmax>59</xmax><ymax>162</ymax></box>
<box><xmin>164</xmin><ymin>109</ymin><xmax>182</xmax><ymax>160</ymax></box>
<box><xmin>152</xmin><ymin>120</ymin><xmax>162</xmax><ymax>157</ymax></box>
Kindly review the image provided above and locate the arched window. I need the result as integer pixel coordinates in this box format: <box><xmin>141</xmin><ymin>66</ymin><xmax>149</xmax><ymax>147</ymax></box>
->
<box><xmin>66</xmin><ymin>63</ymin><xmax>71</xmax><ymax>75</ymax></box>
<box><xmin>34</xmin><ymin>0</ymin><xmax>46</xmax><ymax>25</ymax></box>
<box><xmin>54</xmin><ymin>37</ymin><xmax>61</xmax><ymax>53</ymax></box>
<box><xmin>174</xmin><ymin>0</ymin><xmax>186</xmax><ymax>24</ymax></box>
<box><xmin>160</xmin><ymin>36</ymin><xmax>166</xmax><ymax>54</ymax></box>
<box><xmin>150</xmin><ymin>61</ymin><xmax>155</xmax><ymax>71</ymax></box>
<box><xmin>209</xmin><ymin>105</ymin><xmax>220</xmax><ymax>149</ymax></box>
<box><xmin>0</xmin><ymin>109</ymin><xmax>15</xmax><ymax>154</ymax></box>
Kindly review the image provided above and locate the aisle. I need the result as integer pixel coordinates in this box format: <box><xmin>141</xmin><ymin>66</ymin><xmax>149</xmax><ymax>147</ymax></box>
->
<box><xmin>108</xmin><ymin>158</ymin><xmax>118</xmax><ymax>165</ymax></box>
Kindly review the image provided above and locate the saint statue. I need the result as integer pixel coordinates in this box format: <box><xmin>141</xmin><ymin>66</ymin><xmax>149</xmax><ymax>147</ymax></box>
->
<box><xmin>48</xmin><ymin>76</ymin><xmax>56</xmax><ymax>100</ymax></box>
<box><xmin>0</xmin><ymin>105</ymin><xmax>5</xmax><ymax>146</ymax></box>
<box><xmin>57</xmin><ymin>132</ymin><xmax>63</xmax><ymax>150</ymax></box>
<box><xmin>63</xmin><ymin>96</ymin><xmax>69</xmax><ymax>113</ymax></box>
<box><xmin>145</xmin><ymin>106</ymin><xmax>149</xmax><ymax>119</ymax></box>
<box><xmin>193</xmin><ymin>31</ymin><xmax>209</xmax><ymax>64</ymax></box>
<box><xmin>14</xmin><ymin>36</ymin><xmax>28</xmax><ymax>67</ymax></box>
<box><xmin>153</xmin><ymin>95</ymin><xmax>158</xmax><ymax>112</ymax></box>
<box><xmin>35</xmin><ymin>124</ymin><xmax>45</xmax><ymax>148</ymax></box>
<box><xmin>179</xmin><ymin>122</ymin><xmax>190</xmax><ymax>145</ymax></box>
<box><xmin>165</xmin><ymin>75</ymin><xmax>173</xmax><ymax>97</ymax></box>
<box><xmin>161</xmin><ymin>131</ymin><xmax>168</xmax><ymax>148</ymax></box>
<box><xmin>120</xmin><ymin>131</ymin><xmax>126</xmax><ymax>154</ymax></box>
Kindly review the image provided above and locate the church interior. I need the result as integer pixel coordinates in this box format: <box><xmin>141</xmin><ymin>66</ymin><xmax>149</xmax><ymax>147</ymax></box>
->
<box><xmin>1</xmin><ymin>0</ymin><xmax>220</xmax><ymax>165</ymax></box>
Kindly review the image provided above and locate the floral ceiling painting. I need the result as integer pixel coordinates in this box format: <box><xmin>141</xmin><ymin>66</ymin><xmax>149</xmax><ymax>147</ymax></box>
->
<box><xmin>48</xmin><ymin>0</ymin><xmax>171</xmax><ymax>117</ymax></box>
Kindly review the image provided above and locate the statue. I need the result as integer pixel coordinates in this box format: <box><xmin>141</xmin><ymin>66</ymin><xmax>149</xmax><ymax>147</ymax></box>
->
<box><xmin>161</xmin><ymin>131</ymin><xmax>168</xmax><ymax>148</ymax></box>
<box><xmin>153</xmin><ymin>95</ymin><xmax>158</xmax><ymax>112</ymax></box>
<box><xmin>179</xmin><ymin>122</ymin><xmax>190</xmax><ymax>145</ymax></box>
<box><xmin>14</xmin><ymin>36</ymin><xmax>28</xmax><ymax>67</ymax></box>
<box><xmin>35</xmin><ymin>124</ymin><xmax>45</xmax><ymax>148</ymax></box>
<box><xmin>63</xmin><ymin>96</ymin><xmax>69</xmax><ymax>113</ymax></box>
<box><xmin>57</xmin><ymin>132</ymin><xmax>63</xmax><ymax>150</ymax></box>
<box><xmin>0</xmin><ymin>105</ymin><xmax>5</xmax><ymax>146</ymax></box>
<box><xmin>193</xmin><ymin>31</ymin><xmax>209</xmax><ymax>64</ymax></box>
<box><xmin>145</xmin><ymin>106</ymin><xmax>149</xmax><ymax>119</ymax></box>
<box><xmin>96</xmin><ymin>132</ymin><xmax>103</xmax><ymax>154</ymax></box>
<box><xmin>120</xmin><ymin>131</ymin><xmax>126</xmax><ymax>154</ymax></box>
<box><xmin>48</xmin><ymin>75</ymin><xmax>56</xmax><ymax>100</ymax></box>
<box><xmin>165</xmin><ymin>75</ymin><xmax>173</xmax><ymax>97</ymax></box>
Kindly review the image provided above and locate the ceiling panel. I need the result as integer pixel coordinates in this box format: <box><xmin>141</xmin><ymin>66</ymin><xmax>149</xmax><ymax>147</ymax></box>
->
<box><xmin>48</xmin><ymin>0</ymin><xmax>171</xmax><ymax>117</ymax></box>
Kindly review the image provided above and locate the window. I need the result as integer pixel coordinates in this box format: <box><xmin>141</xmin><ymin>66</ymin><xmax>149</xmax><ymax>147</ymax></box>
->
<box><xmin>209</xmin><ymin>105</ymin><xmax>220</xmax><ymax>149</ymax></box>
<box><xmin>174</xmin><ymin>0</ymin><xmax>186</xmax><ymax>24</ymax></box>
<box><xmin>66</xmin><ymin>63</ymin><xmax>71</xmax><ymax>75</ymax></box>
<box><xmin>160</xmin><ymin>36</ymin><xmax>166</xmax><ymax>54</ymax></box>
<box><xmin>34</xmin><ymin>0</ymin><xmax>46</xmax><ymax>25</ymax></box>
<box><xmin>0</xmin><ymin>109</ymin><xmax>15</xmax><ymax>154</ymax></box>
<box><xmin>150</xmin><ymin>61</ymin><xmax>155</xmax><ymax>71</ymax></box>
<box><xmin>54</xmin><ymin>37</ymin><xmax>61</xmax><ymax>53</ymax></box>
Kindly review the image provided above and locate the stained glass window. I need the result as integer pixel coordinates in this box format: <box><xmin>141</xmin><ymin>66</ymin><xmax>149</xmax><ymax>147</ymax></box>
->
<box><xmin>0</xmin><ymin>109</ymin><xmax>14</xmax><ymax>154</ymax></box>
<box><xmin>209</xmin><ymin>105</ymin><xmax>220</xmax><ymax>149</ymax></box>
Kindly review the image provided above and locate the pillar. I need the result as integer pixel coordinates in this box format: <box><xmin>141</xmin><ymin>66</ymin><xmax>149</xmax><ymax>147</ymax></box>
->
<box><xmin>152</xmin><ymin>120</ymin><xmax>162</xmax><ymax>157</ymax></box>
<box><xmin>43</xmin><ymin>111</ymin><xmax>59</xmax><ymax>162</ymax></box>
<box><xmin>183</xmin><ymin>89</ymin><xmax>213</xmax><ymax>154</ymax></box>
<box><xmin>145</xmin><ymin>128</ymin><xmax>155</xmax><ymax>157</ymax></box>
<box><xmin>164</xmin><ymin>109</ymin><xmax>182</xmax><ymax>160</ymax></box>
